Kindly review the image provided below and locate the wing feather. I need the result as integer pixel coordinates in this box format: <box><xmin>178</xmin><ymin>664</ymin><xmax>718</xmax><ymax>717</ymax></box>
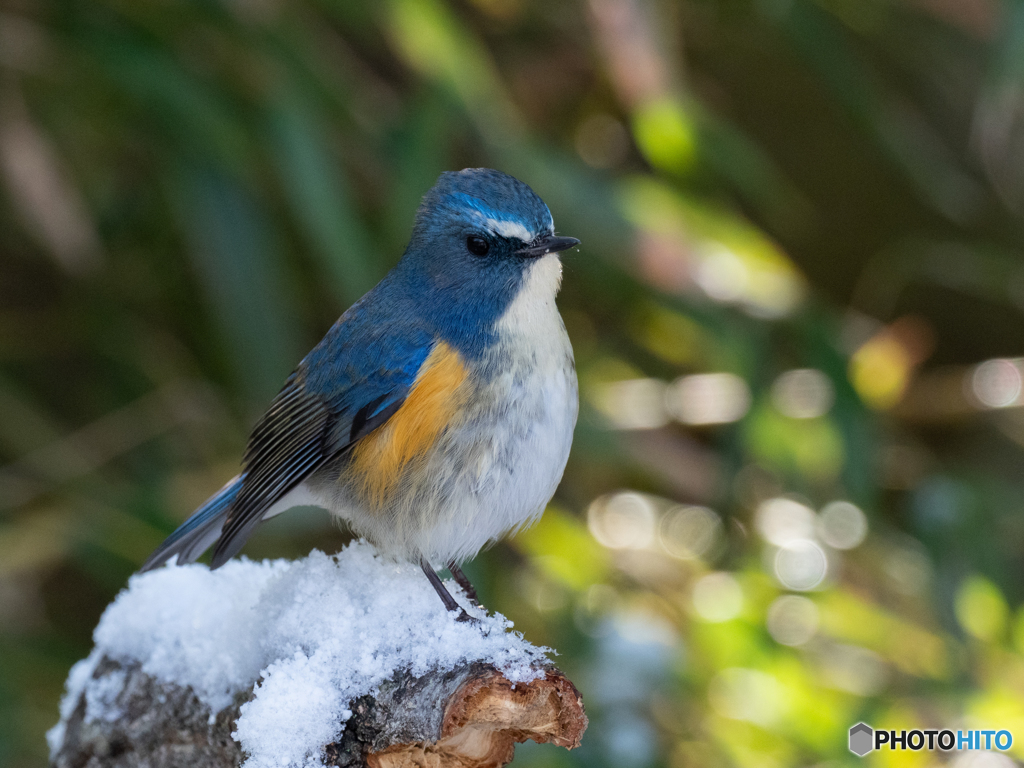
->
<box><xmin>208</xmin><ymin>328</ymin><xmax>433</xmax><ymax>568</ymax></box>
<box><xmin>212</xmin><ymin>383</ymin><xmax>332</xmax><ymax>566</ymax></box>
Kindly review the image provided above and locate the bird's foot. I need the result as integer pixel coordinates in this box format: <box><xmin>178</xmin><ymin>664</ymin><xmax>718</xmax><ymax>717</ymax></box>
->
<box><xmin>447</xmin><ymin>561</ymin><xmax>483</xmax><ymax>608</ymax></box>
<box><xmin>454</xmin><ymin>607</ymin><xmax>479</xmax><ymax>624</ymax></box>
<box><xmin>422</xmin><ymin>557</ymin><xmax>482</xmax><ymax>623</ymax></box>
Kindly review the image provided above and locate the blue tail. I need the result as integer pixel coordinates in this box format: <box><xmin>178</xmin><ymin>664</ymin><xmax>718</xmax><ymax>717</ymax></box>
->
<box><xmin>139</xmin><ymin>475</ymin><xmax>242</xmax><ymax>572</ymax></box>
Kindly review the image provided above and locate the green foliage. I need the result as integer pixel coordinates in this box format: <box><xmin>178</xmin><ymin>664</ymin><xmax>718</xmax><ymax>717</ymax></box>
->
<box><xmin>3</xmin><ymin>0</ymin><xmax>1024</xmax><ymax>766</ymax></box>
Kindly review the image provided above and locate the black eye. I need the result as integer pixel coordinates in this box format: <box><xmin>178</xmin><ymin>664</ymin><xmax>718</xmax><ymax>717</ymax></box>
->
<box><xmin>466</xmin><ymin>235</ymin><xmax>490</xmax><ymax>257</ymax></box>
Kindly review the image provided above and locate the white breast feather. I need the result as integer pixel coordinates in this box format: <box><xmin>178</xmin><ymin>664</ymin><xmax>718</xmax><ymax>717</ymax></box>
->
<box><xmin>403</xmin><ymin>254</ymin><xmax>577</xmax><ymax>563</ymax></box>
<box><xmin>445</xmin><ymin>254</ymin><xmax>576</xmax><ymax>558</ymax></box>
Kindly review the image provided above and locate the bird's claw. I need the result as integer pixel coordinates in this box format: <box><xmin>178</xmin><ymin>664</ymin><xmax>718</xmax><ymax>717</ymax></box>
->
<box><xmin>454</xmin><ymin>608</ymin><xmax>479</xmax><ymax>624</ymax></box>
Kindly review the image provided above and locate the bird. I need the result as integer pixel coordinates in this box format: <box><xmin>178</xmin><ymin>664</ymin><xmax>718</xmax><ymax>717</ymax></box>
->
<box><xmin>140</xmin><ymin>168</ymin><xmax>580</xmax><ymax>620</ymax></box>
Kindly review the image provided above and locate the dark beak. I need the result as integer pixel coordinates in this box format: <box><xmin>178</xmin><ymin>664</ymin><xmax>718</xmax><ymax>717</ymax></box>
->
<box><xmin>516</xmin><ymin>234</ymin><xmax>581</xmax><ymax>258</ymax></box>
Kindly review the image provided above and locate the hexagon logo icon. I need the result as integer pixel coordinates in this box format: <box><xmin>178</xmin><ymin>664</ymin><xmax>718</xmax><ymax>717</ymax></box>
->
<box><xmin>849</xmin><ymin>722</ymin><xmax>873</xmax><ymax>756</ymax></box>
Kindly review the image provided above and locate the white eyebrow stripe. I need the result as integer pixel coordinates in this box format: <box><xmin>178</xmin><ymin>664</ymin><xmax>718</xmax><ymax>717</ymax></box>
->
<box><xmin>481</xmin><ymin>217</ymin><xmax>534</xmax><ymax>242</ymax></box>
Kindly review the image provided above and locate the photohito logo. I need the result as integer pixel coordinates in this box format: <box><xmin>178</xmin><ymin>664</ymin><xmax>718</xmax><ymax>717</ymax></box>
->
<box><xmin>848</xmin><ymin>723</ymin><xmax>1013</xmax><ymax>757</ymax></box>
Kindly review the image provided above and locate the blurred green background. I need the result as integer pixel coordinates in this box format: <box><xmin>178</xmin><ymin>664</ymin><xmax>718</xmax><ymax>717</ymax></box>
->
<box><xmin>3</xmin><ymin>0</ymin><xmax>1024</xmax><ymax>766</ymax></box>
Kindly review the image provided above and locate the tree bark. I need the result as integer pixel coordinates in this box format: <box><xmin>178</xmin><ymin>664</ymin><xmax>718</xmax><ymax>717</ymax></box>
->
<box><xmin>51</xmin><ymin>656</ymin><xmax>587</xmax><ymax>768</ymax></box>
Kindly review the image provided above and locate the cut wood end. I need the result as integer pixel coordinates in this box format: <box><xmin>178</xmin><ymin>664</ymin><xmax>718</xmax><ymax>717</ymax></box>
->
<box><xmin>367</xmin><ymin>668</ymin><xmax>587</xmax><ymax>768</ymax></box>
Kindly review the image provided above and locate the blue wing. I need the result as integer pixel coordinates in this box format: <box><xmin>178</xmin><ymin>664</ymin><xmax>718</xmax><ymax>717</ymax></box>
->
<box><xmin>143</xmin><ymin>280</ymin><xmax>435</xmax><ymax>572</ymax></box>
<box><xmin>210</xmin><ymin>298</ymin><xmax>433</xmax><ymax>566</ymax></box>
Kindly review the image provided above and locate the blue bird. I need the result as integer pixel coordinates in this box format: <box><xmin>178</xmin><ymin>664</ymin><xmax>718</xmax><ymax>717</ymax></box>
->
<box><xmin>141</xmin><ymin>168</ymin><xmax>579</xmax><ymax>619</ymax></box>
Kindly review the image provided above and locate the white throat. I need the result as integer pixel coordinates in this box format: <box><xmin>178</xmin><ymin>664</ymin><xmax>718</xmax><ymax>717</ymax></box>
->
<box><xmin>496</xmin><ymin>255</ymin><xmax>564</xmax><ymax>336</ymax></box>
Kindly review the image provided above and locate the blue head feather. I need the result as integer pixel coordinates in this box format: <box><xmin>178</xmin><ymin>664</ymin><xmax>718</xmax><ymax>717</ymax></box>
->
<box><xmin>410</xmin><ymin>168</ymin><xmax>554</xmax><ymax>249</ymax></box>
<box><xmin>391</xmin><ymin>168</ymin><xmax>558</xmax><ymax>355</ymax></box>
<box><xmin>303</xmin><ymin>168</ymin><xmax>563</xmax><ymax>400</ymax></box>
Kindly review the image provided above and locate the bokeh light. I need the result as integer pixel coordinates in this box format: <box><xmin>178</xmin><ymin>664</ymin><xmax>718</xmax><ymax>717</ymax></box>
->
<box><xmin>766</xmin><ymin>595</ymin><xmax>819</xmax><ymax>646</ymax></box>
<box><xmin>849</xmin><ymin>330</ymin><xmax>914</xmax><ymax>409</ymax></box>
<box><xmin>820</xmin><ymin>644</ymin><xmax>889</xmax><ymax>696</ymax></box>
<box><xmin>770</xmin><ymin>369</ymin><xmax>835</xmax><ymax>419</ymax></box>
<box><xmin>588</xmin><ymin>492</ymin><xmax>657</xmax><ymax>550</ymax></box>
<box><xmin>691</xmin><ymin>572</ymin><xmax>743</xmax><ymax>622</ymax></box>
<box><xmin>665</xmin><ymin>373</ymin><xmax>751</xmax><ymax>426</ymax></box>
<box><xmin>593</xmin><ymin>378</ymin><xmax>670</xmax><ymax>430</ymax></box>
<box><xmin>658</xmin><ymin>505</ymin><xmax>721</xmax><ymax>560</ymax></box>
<box><xmin>773</xmin><ymin>540</ymin><xmax>828</xmax><ymax>591</ymax></box>
<box><xmin>881</xmin><ymin>539</ymin><xmax>934</xmax><ymax>597</ymax></box>
<box><xmin>970</xmin><ymin>358</ymin><xmax>1024</xmax><ymax>409</ymax></box>
<box><xmin>709</xmin><ymin>668</ymin><xmax>787</xmax><ymax>727</ymax></box>
<box><xmin>693</xmin><ymin>245</ymin><xmax>748</xmax><ymax>304</ymax></box>
<box><xmin>955</xmin><ymin>575</ymin><xmax>1009</xmax><ymax>641</ymax></box>
<box><xmin>818</xmin><ymin>500</ymin><xmax>868</xmax><ymax>550</ymax></box>
<box><xmin>755</xmin><ymin>497</ymin><xmax>815</xmax><ymax>546</ymax></box>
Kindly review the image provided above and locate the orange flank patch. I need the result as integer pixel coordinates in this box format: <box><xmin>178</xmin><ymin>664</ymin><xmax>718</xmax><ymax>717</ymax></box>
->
<box><xmin>346</xmin><ymin>341</ymin><xmax>470</xmax><ymax>509</ymax></box>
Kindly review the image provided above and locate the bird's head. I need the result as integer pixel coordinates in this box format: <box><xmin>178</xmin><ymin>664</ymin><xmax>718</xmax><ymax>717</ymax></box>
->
<box><xmin>401</xmin><ymin>169</ymin><xmax>579</xmax><ymax>329</ymax></box>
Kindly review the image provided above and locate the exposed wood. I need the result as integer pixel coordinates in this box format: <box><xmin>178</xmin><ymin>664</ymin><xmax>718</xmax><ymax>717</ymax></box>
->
<box><xmin>364</xmin><ymin>665</ymin><xmax>586</xmax><ymax>768</ymax></box>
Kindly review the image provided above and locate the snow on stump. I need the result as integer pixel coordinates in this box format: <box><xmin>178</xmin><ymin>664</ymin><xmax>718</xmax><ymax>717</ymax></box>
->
<box><xmin>47</xmin><ymin>544</ymin><xmax>587</xmax><ymax>768</ymax></box>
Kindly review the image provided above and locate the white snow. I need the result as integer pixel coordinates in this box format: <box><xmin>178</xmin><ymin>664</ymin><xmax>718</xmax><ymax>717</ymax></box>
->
<box><xmin>48</xmin><ymin>543</ymin><xmax>551</xmax><ymax>768</ymax></box>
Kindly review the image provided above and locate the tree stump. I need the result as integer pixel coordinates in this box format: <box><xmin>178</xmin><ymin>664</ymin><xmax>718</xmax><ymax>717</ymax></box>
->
<box><xmin>51</xmin><ymin>656</ymin><xmax>587</xmax><ymax>768</ymax></box>
<box><xmin>48</xmin><ymin>549</ymin><xmax>586</xmax><ymax>767</ymax></box>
